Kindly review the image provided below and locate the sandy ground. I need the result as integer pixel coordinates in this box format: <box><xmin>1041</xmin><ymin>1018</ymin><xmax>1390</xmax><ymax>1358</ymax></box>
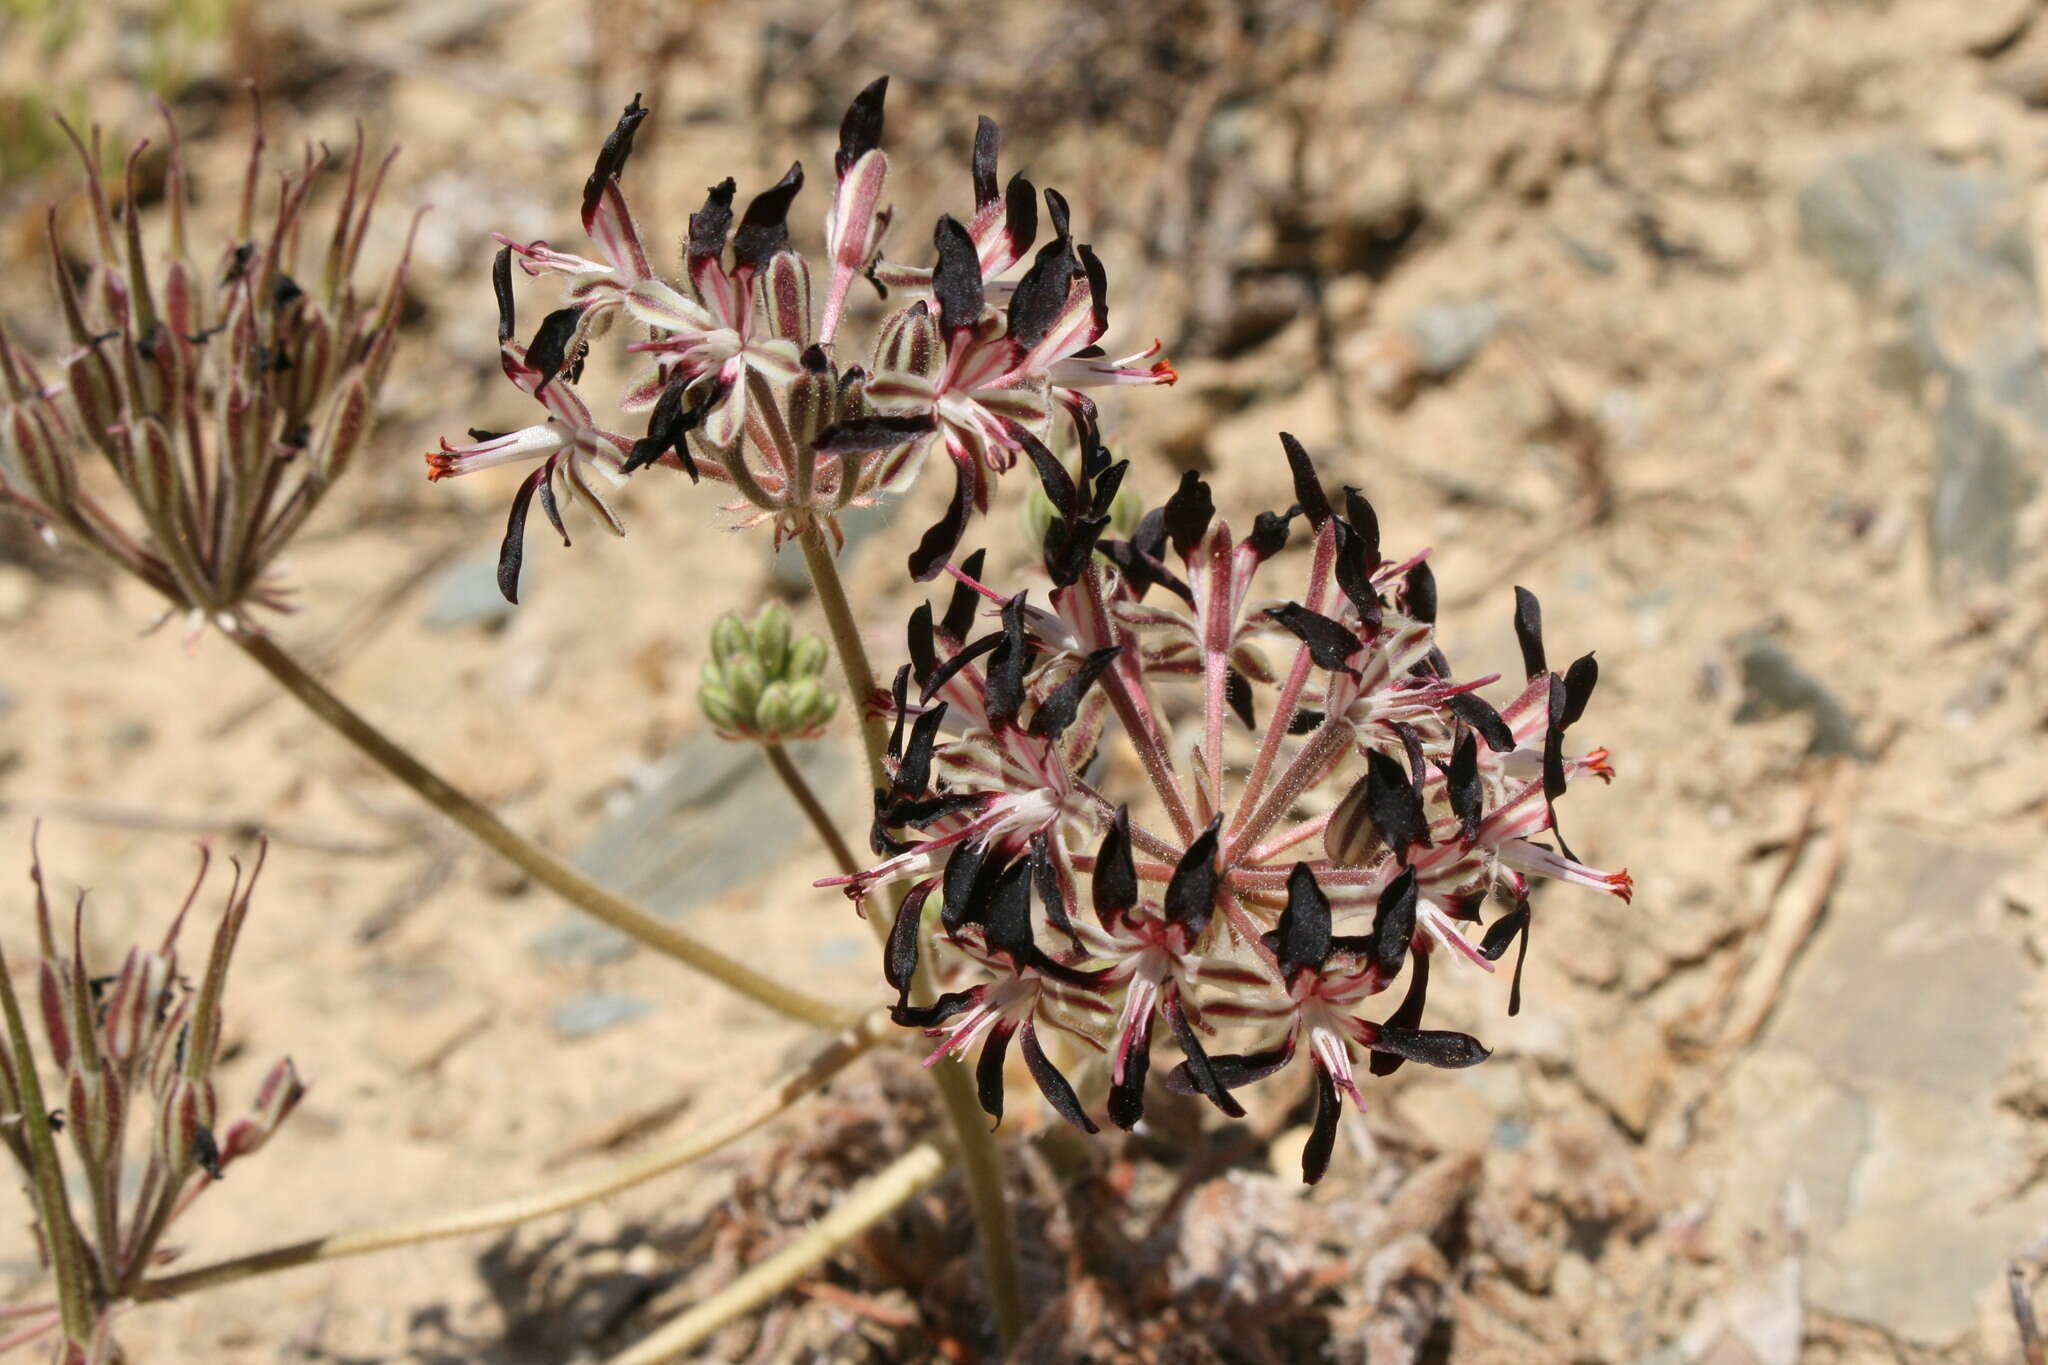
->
<box><xmin>2</xmin><ymin>0</ymin><xmax>2047</xmax><ymax>1361</ymax></box>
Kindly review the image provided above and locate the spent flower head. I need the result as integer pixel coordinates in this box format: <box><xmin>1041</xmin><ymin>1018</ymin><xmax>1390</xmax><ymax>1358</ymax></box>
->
<box><xmin>429</xmin><ymin>79</ymin><xmax>1174</xmax><ymax>603</ymax></box>
<box><xmin>0</xmin><ymin>832</ymin><xmax>303</xmax><ymax>1359</ymax></box>
<box><xmin>0</xmin><ymin>97</ymin><xmax>414</xmax><ymax>635</ymax></box>
<box><xmin>824</xmin><ymin>434</ymin><xmax>1628</xmax><ymax>1183</ymax></box>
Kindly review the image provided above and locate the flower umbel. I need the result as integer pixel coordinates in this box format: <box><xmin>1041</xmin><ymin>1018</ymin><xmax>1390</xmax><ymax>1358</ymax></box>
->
<box><xmin>827</xmin><ymin>433</ymin><xmax>1629</xmax><ymax>1183</ymax></box>
<box><xmin>430</xmin><ymin>79</ymin><xmax>1174</xmax><ymax>601</ymax></box>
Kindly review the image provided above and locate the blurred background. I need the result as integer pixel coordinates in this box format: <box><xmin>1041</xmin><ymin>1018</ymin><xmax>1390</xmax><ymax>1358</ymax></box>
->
<box><xmin>1</xmin><ymin>0</ymin><xmax>2046</xmax><ymax>1360</ymax></box>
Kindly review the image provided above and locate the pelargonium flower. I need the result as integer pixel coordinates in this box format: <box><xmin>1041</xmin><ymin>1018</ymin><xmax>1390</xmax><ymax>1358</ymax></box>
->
<box><xmin>429</xmin><ymin>78</ymin><xmax>1173</xmax><ymax>601</ymax></box>
<box><xmin>824</xmin><ymin>432</ymin><xmax>1630</xmax><ymax>1181</ymax></box>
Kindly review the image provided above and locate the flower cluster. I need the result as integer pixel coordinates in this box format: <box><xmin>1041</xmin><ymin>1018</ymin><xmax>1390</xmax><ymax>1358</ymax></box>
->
<box><xmin>825</xmin><ymin>435</ymin><xmax>1627</xmax><ymax>1183</ymax></box>
<box><xmin>698</xmin><ymin>603</ymin><xmax>838</xmax><ymax>743</ymax></box>
<box><xmin>0</xmin><ymin>835</ymin><xmax>303</xmax><ymax>1356</ymax></box>
<box><xmin>0</xmin><ymin>100</ymin><xmax>412</xmax><ymax>633</ymax></box>
<box><xmin>427</xmin><ymin>79</ymin><xmax>1174</xmax><ymax>602</ymax></box>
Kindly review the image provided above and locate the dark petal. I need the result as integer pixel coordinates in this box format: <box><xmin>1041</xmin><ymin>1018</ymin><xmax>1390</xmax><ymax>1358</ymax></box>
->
<box><xmin>894</xmin><ymin>701</ymin><xmax>949</xmax><ymax>797</ymax></box>
<box><xmin>815</xmin><ymin>413</ymin><xmax>935</xmax><ymax>455</ymax></box>
<box><xmin>1373</xmin><ymin>1025</ymin><xmax>1490</xmax><ymax>1069</ymax></box>
<box><xmin>984</xmin><ymin>855</ymin><xmax>1035</xmax><ymax>960</ymax></box>
<box><xmin>1288</xmin><ymin>707</ymin><xmax>1326</xmax><ymax>735</ymax></box>
<box><xmin>941</xmin><ymin>548</ymin><xmax>986</xmax><ymax>643</ymax></box>
<box><xmin>1007</xmin><ymin>231</ymin><xmax>1076</xmax><ymax>350</ymax></box>
<box><xmin>887</xmin><ymin>663</ymin><xmax>911</xmax><ymax>761</ymax></box>
<box><xmin>1334</xmin><ymin>520</ymin><xmax>1384</xmax><ymax>630</ymax></box>
<box><xmin>1371</xmin><ymin>867</ymin><xmax>1418</xmax><ymax>980</ymax></box>
<box><xmin>688</xmin><ymin>178</ymin><xmax>737</xmax><ymax>262</ymax></box>
<box><xmin>1021</xmin><ymin>1021</ymin><xmax>1098</xmax><ymax>1134</ymax></box>
<box><xmin>932</xmin><ymin>215</ymin><xmax>985</xmax><ymax>336</ymax></box>
<box><xmin>1561</xmin><ymin>652</ymin><xmax>1600</xmax><ymax>729</ymax></box>
<box><xmin>1248</xmin><ymin>508</ymin><xmax>1294</xmax><ymax>560</ymax></box>
<box><xmin>1447</xmin><ymin>691</ymin><xmax>1515</xmax><ymax>753</ymax></box>
<box><xmin>976</xmin><ymin>1022</ymin><xmax>1014</xmax><ymax>1124</ymax></box>
<box><xmin>1302</xmin><ymin>1065</ymin><xmax>1340</xmax><ymax>1185</ymax></box>
<box><xmin>1162</xmin><ymin>470</ymin><xmax>1214</xmax><ymax>561</ymax></box>
<box><xmin>940</xmin><ymin>838</ymin><xmax>989</xmax><ymax>933</ymax></box>
<box><xmin>1267</xmin><ymin>603</ymin><xmax>1363</xmax><ymax>675</ymax></box>
<box><xmin>919</xmin><ymin>629</ymin><xmax>1003</xmax><ymax>703</ymax></box>
<box><xmin>882</xmin><ymin>791</ymin><xmax>987</xmax><ymax>830</ymax></box>
<box><xmin>1277</xmin><ymin>863</ymin><xmax>1333</xmax><ymax>979</ymax></box>
<box><xmin>1029</xmin><ymin>834</ymin><xmax>1078</xmax><ymax>947</ymax></box>
<box><xmin>890</xmin><ymin>987</ymin><xmax>979</xmax><ymax>1029</ymax></box>
<box><xmin>1078</xmin><ymin>242</ymin><xmax>1109</xmax><ymax>336</ymax></box>
<box><xmin>1108</xmin><ymin>1009</ymin><xmax>1152</xmax><ymax>1131</ymax></box>
<box><xmin>971</xmin><ymin>116</ymin><xmax>1000</xmax><ymax>207</ymax></box>
<box><xmin>1086</xmin><ymin>456</ymin><xmax>1127</xmax><ymax>518</ymax></box>
<box><xmin>1043</xmin><ymin>513</ymin><xmax>1110</xmax><ymax>588</ymax></box>
<box><xmin>1018</xmin><ymin>425</ymin><xmax>1076</xmax><ymax>516</ymax></box>
<box><xmin>1542</xmin><ymin>673</ymin><xmax>1579</xmax><ymax>863</ymax></box>
<box><xmin>1365</xmin><ymin>747</ymin><xmax>1431</xmax><ymax>864</ymax></box>
<box><xmin>884</xmin><ymin>880</ymin><xmax>932</xmax><ymax>1002</ymax></box>
<box><xmin>983</xmin><ymin>593</ymin><xmax>1031</xmax><ymax>729</ymax></box>
<box><xmin>1165</xmin><ymin>989</ymin><xmax>1245</xmax><ymax>1118</ymax></box>
<box><xmin>836</xmin><ymin>76</ymin><xmax>888</xmax><ymax>177</ymax></box>
<box><xmin>535</xmin><ymin>468</ymin><xmax>569</xmax><ymax>547</ymax></box>
<box><xmin>497</xmin><ymin>467</ymin><xmax>547</xmax><ymax>604</ymax></box>
<box><xmin>582</xmin><ymin>93</ymin><xmax>649</xmax><ymax>225</ymax></box>
<box><xmin>1224</xmin><ymin>668</ymin><xmax>1256</xmax><ymax>729</ymax></box>
<box><xmin>732</xmin><ymin>162</ymin><xmax>805</xmax><ymax>272</ymax></box>
<box><xmin>526</xmin><ymin>306</ymin><xmax>583</xmax><ymax>391</ymax></box>
<box><xmin>1391</xmin><ymin>721</ymin><xmax>1428</xmax><ymax>801</ymax></box>
<box><xmin>1509</xmin><ymin>905</ymin><xmax>1531</xmax><ymax>1016</ymax></box>
<box><xmin>1343</xmin><ymin>487</ymin><xmax>1381</xmax><ymax>568</ymax></box>
<box><xmin>1003</xmin><ymin>172</ymin><xmax>1039</xmax><ymax>257</ymax></box>
<box><xmin>1448</xmin><ymin>732</ymin><xmax>1483</xmax><ymax>840</ymax></box>
<box><xmin>193</xmin><ymin>1124</ymin><xmax>225</xmax><ymax>1181</ymax></box>
<box><xmin>869</xmin><ymin>787</ymin><xmax>904</xmax><ymax>858</ymax></box>
<box><xmin>1165</xmin><ymin>1045</ymin><xmax>1294</xmax><ymax>1095</ymax></box>
<box><xmin>1479</xmin><ymin>901</ymin><xmax>1527</xmax><ymax>963</ymax></box>
<box><xmin>1093</xmin><ymin>807</ymin><xmax>1138</xmax><ymax>919</ymax></box>
<box><xmin>1369</xmin><ymin>950</ymin><xmax>1429</xmax><ymax>1077</ymax></box>
<box><xmin>908</xmin><ymin>458</ymin><xmax>974</xmax><ymax>583</ymax></box>
<box><xmin>1280</xmin><ymin>432</ymin><xmax>1333</xmax><ymax>527</ymax></box>
<box><xmin>1404</xmin><ymin>561</ymin><xmax>1438</xmax><ymax>625</ymax></box>
<box><xmin>491</xmin><ymin>245</ymin><xmax>515</xmax><ymax>344</ymax></box>
<box><xmin>1098</xmin><ymin>518</ymin><xmax>1194</xmax><ymax>606</ymax></box>
<box><xmin>467</xmin><ymin>428</ymin><xmax>509</xmax><ymax>443</ymax></box>
<box><xmin>1030</xmin><ymin>646</ymin><xmax>1121</xmax><ymax>741</ymax></box>
<box><xmin>1513</xmin><ymin>585</ymin><xmax>1546</xmax><ymax>679</ymax></box>
<box><xmin>623</xmin><ymin>370</ymin><xmax>711</xmax><ymax>479</ymax></box>
<box><xmin>908</xmin><ymin>602</ymin><xmax>938</xmax><ymax>688</ymax></box>
<box><xmin>1163</xmin><ymin>815</ymin><xmax>1224</xmax><ymax>938</ymax></box>
<box><xmin>1044</xmin><ymin>186</ymin><xmax>1072</xmax><ymax>240</ymax></box>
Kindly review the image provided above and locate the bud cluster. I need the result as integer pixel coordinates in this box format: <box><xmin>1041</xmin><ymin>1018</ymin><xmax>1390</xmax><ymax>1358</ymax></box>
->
<box><xmin>0</xmin><ymin>98</ymin><xmax>412</xmax><ymax>633</ymax></box>
<box><xmin>825</xmin><ymin>436</ymin><xmax>1629</xmax><ymax>1184</ymax></box>
<box><xmin>427</xmin><ymin>78</ymin><xmax>1174</xmax><ymax>603</ymax></box>
<box><xmin>699</xmin><ymin>603</ymin><xmax>837</xmax><ymax>743</ymax></box>
<box><xmin>0</xmin><ymin>834</ymin><xmax>303</xmax><ymax>1353</ymax></box>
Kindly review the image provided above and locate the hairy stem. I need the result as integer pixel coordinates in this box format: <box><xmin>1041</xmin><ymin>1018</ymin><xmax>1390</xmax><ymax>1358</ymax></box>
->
<box><xmin>229</xmin><ymin>625</ymin><xmax>849</xmax><ymax>1031</ymax></box>
<box><xmin>601</xmin><ymin>1142</ymin><xmax>946</xmax><ymax>1365</ymax></box>
<box><xmin>761</xmin><ymin>743</ymin><xmax>861</xmax><ymax>879</ymax></box>
<box><xmin>135</xmin><ymin>1012</ymin><xmax>893</xmax><ymax>1303</ymax></box>
<box><xmin>793</xmin><ymin>519</ymin><xmax>1026</xmax><ymax>1349</ymax></box>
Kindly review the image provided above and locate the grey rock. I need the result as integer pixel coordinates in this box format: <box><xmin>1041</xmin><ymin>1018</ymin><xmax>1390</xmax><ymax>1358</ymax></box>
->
<box><xmin>1731</xmin><ymin>635</ymin><xmax>1862</xmax><ymax>759</ymax></box>
<box><xmin>423</xmin><ymin>552</ymin><xmax>516</xmax><ymax>632</ymax></box>
<box><xmin>1797</xmin><ymin>144</ymin><xmax>2048</xmax><ymax>586</ymax></box>
<box><xmin>1721</xmin><ymin>828</ymin><xmax>2042</xmax><ymax>1341</ymax></box>
<box><xmin>1406</xmin><ymin>297</ymin><xmax>1501</xmax><ymax>377</ymax></box>
<box><xmin>551</xmin><ymin>990</ymin><xmax>652</xmax><ymax>1040</ymax></box>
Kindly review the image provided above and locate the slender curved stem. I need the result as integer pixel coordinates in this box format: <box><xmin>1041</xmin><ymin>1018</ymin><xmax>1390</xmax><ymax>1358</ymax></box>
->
<box><xmin>134</xmin><ymin>1011</ymin><xmax>893</xmax><ymax>1303</ymax></box>
<box><xmin>600</xmin><ymin>1142</ymin><xmax>946</xmax><ymax>1365</ymax></box>
<box><xmin>793</xmin><ymin>519</ymin><xmax>1026</xmax><ymax>1350</ymax></box>
<box><xmin>228</xmin><ymin>625</ymin><xmax>849</xmax><ymax>1031</ymax></box>
<box><xmin>761</xmin><ymin>743</ymin><xmax>861</xmax><ymax>878</ymax></box>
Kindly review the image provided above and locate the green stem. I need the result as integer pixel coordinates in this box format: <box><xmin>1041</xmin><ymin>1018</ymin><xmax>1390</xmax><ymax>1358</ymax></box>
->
<box><xmin>792</xmin><ymin>518</ymin><xmax>1026</xmax><ymax>1349</ymax></box>
<box><xmin>229</xmin><ymin>625</ymin><xmax>850</xmax><ymax>1031</ymax></box>
<box><xmin>761</xmin><ymin>743</ymin><xmax>862</xmax><ymax>879</ymax></box>
<box><xmin>0</xmin><ymin>943</ymin><xmax>94</xmax><ymax>1345</ymax></box>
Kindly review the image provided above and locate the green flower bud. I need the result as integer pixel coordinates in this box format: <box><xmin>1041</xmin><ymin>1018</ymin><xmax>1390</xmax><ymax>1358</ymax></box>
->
<box><xmin>756</xmin><ymin>681</ymin><xmax>796</xmax><ymax>736</ymax></box>
<box><xmin>785</xmin><ymin>677</ymin><xmax>832</xmax><ymax>730</ymax></box>
<box><xmin>788</xmin><ymin>636</ymin><xmax>829</xmax><ymax>679</ymax></box>
<box><xmin>709</xmin><ymin>613</ymin><xmax>752</xmax><ymax>669</ymax></box>
<box><xmin>725</xmin><ymin>654</ymin><xmax>768</xmax><ymax>717</ymax></box>
<box><xmin>753</xmin><ymin>603</ymin><xmax>792</xmax><ymax>677</ymax></box>
<box><xmin>699</xmin><ymin>684</ymin><xmax>743</xmax><ymax>733</ymax></box>
<box><xmin>700</xmin><ymin>658</ymin><xmax>727</xmax><ymax>692</ymax></box>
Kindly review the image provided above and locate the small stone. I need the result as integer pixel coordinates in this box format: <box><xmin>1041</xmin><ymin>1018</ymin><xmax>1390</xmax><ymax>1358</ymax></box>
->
<box><xmin>422</xmin><ymin>553</ymin><xmax>516</xmax><ymax>632</ymax></box>
<box><xmin>551</xmin><ymin>990</ymin><xmax>653</xmax><ymax>1041</ymax></box>
<box><xmin>1406</xmin><ymin>297</ymin><xmax>1500</xmax><ymax>378</ymax></box>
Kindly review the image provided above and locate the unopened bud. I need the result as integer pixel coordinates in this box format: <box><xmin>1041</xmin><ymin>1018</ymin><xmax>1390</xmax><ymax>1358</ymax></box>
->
<box><xmin>788</xmin><ymin>636</ymin><xmax>828</xmax><ymax>679</ymax></box>
<box><xmin>699</xmin><ymin>684</ymin><xmax>742</xmax><ymax>734</ymax></box>
<box><xmin>709</xmin><ymin>613</ymin><xmax>752</xmax><ymax>668</ymax></box>
<box><xmin>753</xmin><ymin>603</ymin><xmax>792</xmax><ymax>676</ymax></box>
<box><xmin>756</xmin><ymin>681</ymin><xmax>796</xmax><ymax>736</ymax></box>
<box><xmin>725</xmin><ymin>654</ymin><xmax>767</xmax><ymax>716</ymax></box>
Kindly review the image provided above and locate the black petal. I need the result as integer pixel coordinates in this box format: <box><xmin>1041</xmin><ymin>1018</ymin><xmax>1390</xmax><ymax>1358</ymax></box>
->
<box><xmin>891</xmin><ymin>988</ymin><xmax>978</xmax><ymax>1029</ymax></box>
<box><xmin>894</xmin><ymin>702</ymin><xmax>949</xmax><ymax>797</ymax></box>
<box><xmin>1043</xmin><ymin>512</ymin><xmax>1110</xmax><ymax>588</ymax></box>
<box><xmin>491</xmin><ymin>245</ymin><xmax>515</xmax><ymax>344</ymax></box>
<box><xmin>976</xmin><ymin>1022</ymin><xmax>1014</xmax><ymax>1124</ymax></box>
<box><xmin>908</xmin><ymin>458</ymin><xmax>974</xmax><ymax>582</ymax></box>
<box><xmin>1019</xmin><ymin>425</ymin><xmax>1076</xmax><ymax>515</ymax></box>
<box><xmin>815</xmin><ymin>413</ymin><xmax>934</xmax><ymax>455</ymax></box>
<box><xmin>497</xmin><ymin>467</ymin><xmax>547</xmax><ymax>604</ymax></box>
<box><xmin>1446</xmin><ymin>691</ymin><xmax>1515</xmax><ymax>753</ymax></box>
<box><xmin>983</xmin><ymin>593</ymin><xmax>1030</xmax><ymax>729</ymax></box>
<box><xmin>1561</xmin><ymin>652</ymin><xmax>1599</xmax><ymax>729</ymax></box>
<box><xmin>1248</xmin><ymin>508</ymin><xmax>1294</xmax><ymax>560</ymax></box>
<box><xmin>1092</xmin><ymin>807</ymin><xmax>1138</xmax><ymax>919</ymax></box>
<box><xmin>1029</xmin><ymin>834</ymin><xmax>1078</xmax><ymax>948</ymax></box>
<box><xmin>526</xmin><ymin>307</ymin><xmax>584</xmax><ymax>391</ymax></box>
<box><xmin>1343</xmin><ymin>487</ymin><xmax>1381</xmax><ymax>569</ymax></box>
<box><xmin>1163</xmin><ymin>470</ymin><xmax>1214</xmax><ymax>560</ymax></box>
<box><xmin>1166</xmin><ymin>989</ymin><xmax>1245</xmax><ymax>1118</ymax></box>
<box><xmin>835</xmin><ymin>77</ymin><xmax>888</xmax><ymax>177</ymax></box>
<box><xmin>1404</xmin><ymin>561</ymin><xmax>1438</xmax><ymax>625</ymax></box>
<box><xmin>1365</xmin><ymin>747</ymin><xmax>1431</xmax><ymax>864</ymax></box>
<box><xmin>1166</xmin><ymin>1045</ymin><xmax>1293</xmax><ymax>1095</ymax></box>
<box><xmin>1372</xmin><ymin>1026</ymin><xmax>1490</xmax><ymax>1069</ymax></box>
<box><xmin>1108</xmin><ymin>1009</ymin><xmax>1152</xmax><ymax>1131</ymax></box>
<box><xmin>919</xmin><ymin>629</ymin><xmax>1003</xmax><ymax>704</ymax></box>
<box><xmin>1021</xmin><ymin>1022</ymin><xmax>1097</xmax><ymax>1134</ymax></box>
<box><xmin>1542</xmin><ymin>672</ymin><xmax>1577</xmax><ymax>862</ymax></box>
<box><xmin>932</xmin><ymin>215</ymin><xmax>985</xmax><ymax>336</ymax></box>
<box><xmin>940</xmin><ymin>838</ymin><xmax>989</xmax><ymax>933</ymax></box>
<box><xmin>940</xmin><ymin>549</ymin><xmax>986</xmax><ymax>642</ymax></box>
<box><xmin>1513</xmin><ymin>586</ymin><xmax>1546</xmax><ymax>680</ymax></box>
<box><xmin>1003</xmin><ymin>172</ymin><xmax>1039</xmax><ymax>257</ymax></box>
<box><xmin>1163</xmin><ymin>816</ymin><xmax>1223</xmax><ymax>938</ymax></box>
<box><xmin>1369</xmin><ymin>951</ymin><xmax>1429</xmax><ymax>1077</ymax></box>
<box><xmin>1280</xmin><ymin>432</ymin><xmax>1333</xmax><ymax>527</ymax></box>
<box><xmin>1276</xmin><ymin>863</ymin><xmax>1333</xmax><ymax>980</ymax></box>
<box><xmin>623</xmin><ymin>370</ymin><xmax>711</xmax><ymax>480</ymax></box>
<box><xmin>1370</xmin><ymin>868</ymin><xmax>1418</xmax><ymax>980</ymax></box>
<box><xmin>1224</xmin><ymin>668</ymin><xmax>1255</xmax><ymax>729</ymax></box>
<box><xmin>971</xmin><ymin>116</ymin><xmax>1001</xmax><ymax>207</ymax></box>
<box><xmin>1030</xmin><ymin>646</ymin><xmax>1120</xmax><ymax>741</ymax></box>
<box><xmin>688</xmin><ymin>178</ymin><xmax>736</xmax><ymax>262</ymax></box>
<box><xmin>1267</xmin><ymin>603</ymin><xmax>1362</xmax><ymax>674</ymax></box>
<box><xmin>984</xmin><ymin>856</ymin><xmax>1035</xmax><ymax>960</ymax></box>
<box><xmin>884</xmin><ymin>880</ymin><xmax>931</xmax><ymax>1003</ymax></box>
<box><xmin>1288</xmin><ymin>707</ymin><xmax>1326</xmax><ymax>735</ymax></box>
<box><xmin>1007</xmin><ymin>229</ymin><xmax>1076</xmax><ymax>350</ymax></box>
<box><xmin>887</xmin><ymin>663</ymin><xmax>911</xmax><ymax>761</ymax></box>
<box><xmin>907</xmin><ymin>603</ymin><xmax>938</xmax><ymax>689</ymax></box>
<box><xmin>1302</xmin><ymin>1065</ymin><xmax>1340</xmax><ymax>1185</ymax></box>
<box><xmin>1078</xmin><ymin>242</ymin><xmax>1109</xmax><ymax>337</ymax></box>
<box><xmin>1447</xmin><ymin>732</ymin><xmax>1483</xmax><ymax>840</ymax></box>
<box><xmin>582</xmin><ymin>93</ymin><xmax>649</xmax><ymax>225</ymax></box>
<box><xmin>732</xmin><ymin>163</ymin><xmax>805</xmax><ymax>272</ymax></box>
